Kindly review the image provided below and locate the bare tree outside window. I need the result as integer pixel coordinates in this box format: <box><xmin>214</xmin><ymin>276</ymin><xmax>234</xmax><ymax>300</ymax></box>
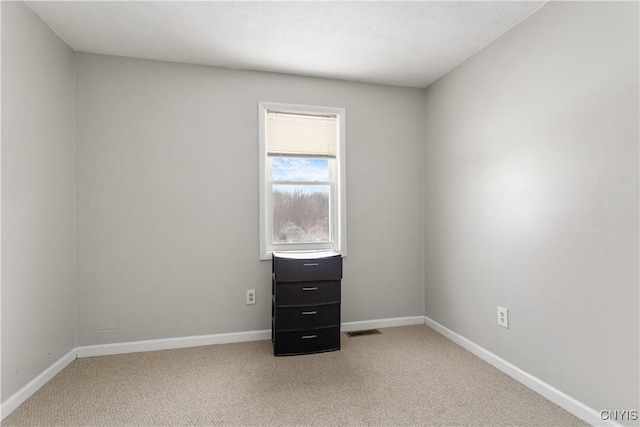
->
<box><xmin>272</xmin><ymin>187</ymin><xmax>330</xmax><ymax>243</ymax></box>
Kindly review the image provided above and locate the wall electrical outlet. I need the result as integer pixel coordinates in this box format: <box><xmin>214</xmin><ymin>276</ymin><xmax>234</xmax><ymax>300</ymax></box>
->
<box><xmin>246</xmin><ymin>290</ymin><xmax>256</xmax><ymax>305</ymax></box>
<box><xmin>497</xmin><ymin>306</ymin><xmax>509</xmax><ymax>328</ymax></box>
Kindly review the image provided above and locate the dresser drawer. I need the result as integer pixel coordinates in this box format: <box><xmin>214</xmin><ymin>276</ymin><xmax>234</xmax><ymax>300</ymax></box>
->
<box><xmin>273</xmin><ymin>326</ymin><xmax>340</xmax><ymax>356</ymax></box>
<box><xmin>275</xmin><ymin>281</ymin><xmax>340</xmax><ymax>306</ymax></box>
<box><xmin>273</xmin><ymin>255</ymin><xmax>342</xmax><ymax>282</ymax></box>
<box><xmin>274</xmin><ymin>303</ymin><xmax>340</xmax><ymax>331</ymax></box>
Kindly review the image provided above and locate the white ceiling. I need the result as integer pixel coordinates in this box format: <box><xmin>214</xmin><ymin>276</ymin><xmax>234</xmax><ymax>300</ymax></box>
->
<box><xmin>26</xmin><ymin>1</ymin><xmax>545</xmax><ymax>88</ymax></box>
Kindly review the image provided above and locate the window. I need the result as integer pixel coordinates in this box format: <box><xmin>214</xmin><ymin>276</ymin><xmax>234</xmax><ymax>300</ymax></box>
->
<box><xmin>259</xmin><ymin>102</ymin><xmax>346</xmax><ymax>260</ymax></box>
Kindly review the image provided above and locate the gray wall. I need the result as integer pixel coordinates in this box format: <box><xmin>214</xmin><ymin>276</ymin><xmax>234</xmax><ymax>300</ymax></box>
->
<box><xmin>424</xmin><ymin>0</ymin><xmax>638</xmax><ymax>416</ymax></box>
<box><xmin>1</xmin><ymin>1</ymin><xmax>76</xmax><ymax>401</ymax></box>
<box><xmin>75</xmin><ymin>53</ymin><xmax>425</xmax><ymax>345</ymax></box>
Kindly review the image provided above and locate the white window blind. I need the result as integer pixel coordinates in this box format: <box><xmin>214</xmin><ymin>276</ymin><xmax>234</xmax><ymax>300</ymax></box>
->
<box><xmin>266</xmin><ymin>111</ymin><xmax>337</xmax><ymax>158</ymax></box>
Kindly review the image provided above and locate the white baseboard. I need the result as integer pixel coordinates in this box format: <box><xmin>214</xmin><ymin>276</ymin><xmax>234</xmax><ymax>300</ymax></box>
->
<box><xmin>341</xmin><ymin>315</ymin><xmax>425</xmax><ymax>332</ymax></box>
<box><xmin>77</xmin><ymin>329</ymin><xmax>272</xmax><ymax>358</ymax></box>
<box><xmin>77</xmin><ymin>315</ymin><xmax>426</xmax><ymax>358</ymax></box>
<box><xmin>0</xmin><ymin>348</ymin><xmax>77</xmax><ymax>420</ymax></box>
<box><xmin>423</xmin><ymin>316</ymin><xmax>619</xmax><ymax>427</ymax></box>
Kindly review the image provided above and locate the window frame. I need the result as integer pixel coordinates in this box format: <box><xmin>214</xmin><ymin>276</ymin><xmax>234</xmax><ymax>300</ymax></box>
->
<box><xmin>259</xmin><ymin>102</ymin><xmax>346</xmax><ymax>260</ymax></box>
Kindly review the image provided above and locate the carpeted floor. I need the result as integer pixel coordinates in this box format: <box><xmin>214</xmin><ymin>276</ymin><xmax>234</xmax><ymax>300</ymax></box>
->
<box><xmin>3</xmin><ymin>325</ymin><xmax>586</xmax><ymax>426</ymax></box>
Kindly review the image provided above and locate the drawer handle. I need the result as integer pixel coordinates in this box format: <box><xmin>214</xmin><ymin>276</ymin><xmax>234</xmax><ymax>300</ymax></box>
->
<box><xmin>302</xmin><ymin>311</ymin><xmax>318</xmax><ymax>315</ymax></box>
<box><xmin>301</xmin><ymin>335</ymin><xmax>317</xmax><ymax>339</ymax></box>
<box><xmin>303</xmin><ymin>263</ymin><xmax>319</xmax><ymax>266</ymax></box>
<box><xmin>302</xmin><ymin>287</ymin><xmax>318</xmax><ymax>291</ymax></box>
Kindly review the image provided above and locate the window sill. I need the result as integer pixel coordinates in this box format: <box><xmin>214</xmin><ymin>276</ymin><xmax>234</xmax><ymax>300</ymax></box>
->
<box><xmin>260</xmin><ymin>249</ymin><xmax>346</xmax><ymax>261</ymax></box>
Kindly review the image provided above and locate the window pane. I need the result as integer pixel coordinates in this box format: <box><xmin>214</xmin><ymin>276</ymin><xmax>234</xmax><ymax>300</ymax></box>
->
<box><xmin>272</xmin><ymin>185</ymin><xmax>330</xmax><ymax>243</ymax></box>
<box><xmin>272</xmin><ymin>157</ymin><xmax>329</xmax><ymax>182</ymax></box>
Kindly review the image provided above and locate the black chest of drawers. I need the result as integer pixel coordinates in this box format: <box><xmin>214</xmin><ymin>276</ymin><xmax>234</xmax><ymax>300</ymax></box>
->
<box><xmin>272</xmin><ymin>251</ymin><xmax>342</xmax><ymax>356</ymax></box>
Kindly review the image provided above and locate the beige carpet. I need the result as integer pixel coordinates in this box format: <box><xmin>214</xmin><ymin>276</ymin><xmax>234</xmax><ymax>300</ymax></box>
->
<box><xmin>3</xmin><ymin>325</ymin><xmax>586</xmax><ymax>426</ymax></box>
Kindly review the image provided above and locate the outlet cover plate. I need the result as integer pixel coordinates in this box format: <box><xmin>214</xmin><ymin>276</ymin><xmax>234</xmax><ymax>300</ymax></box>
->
<box><xmin>246</xmin><ymin>290</ymin><xmax>256</xmax><ymax>305</ymax></box>
<box><xmin>497</xmin><ymin>306</ymin><xmax>509</xmax><ymax>328</ymax></box>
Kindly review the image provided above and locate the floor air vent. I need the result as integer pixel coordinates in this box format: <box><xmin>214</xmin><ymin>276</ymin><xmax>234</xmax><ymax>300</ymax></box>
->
<box><xmin>345</xmin><ymin>329</ymin><xmax>382</xmax><ymax>337</ymax></box>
